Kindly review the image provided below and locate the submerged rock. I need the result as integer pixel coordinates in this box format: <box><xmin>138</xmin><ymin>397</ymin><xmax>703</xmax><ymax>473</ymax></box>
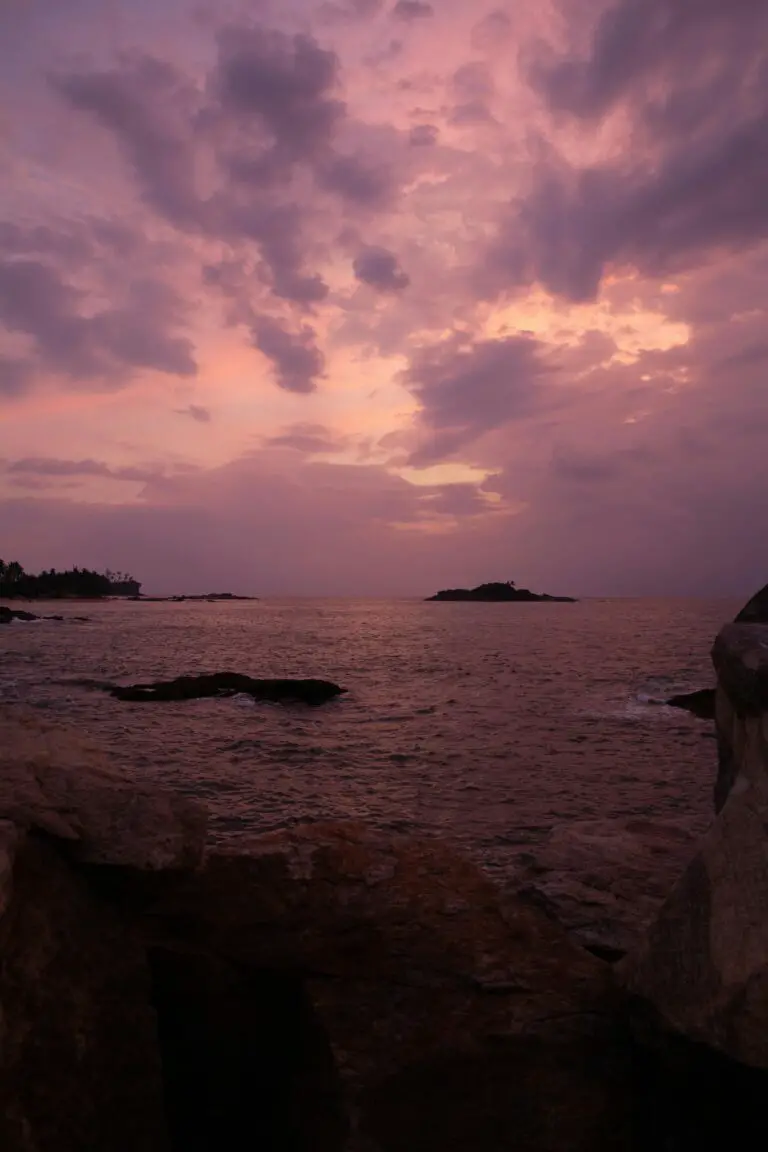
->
<box><xmin>104</xmin><ymin>672</ymin><xmax>347</xmax><ymax>706</ymax></box>
<box><xmin>665</xmin><ymin>688</ymin><xmax>716</xmax><ymax>719</ymax></box>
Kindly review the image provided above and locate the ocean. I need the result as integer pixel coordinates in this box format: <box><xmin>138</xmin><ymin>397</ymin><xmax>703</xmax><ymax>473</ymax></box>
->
<box><xmin>0</xmin><ymin>596</ymin><xmax>734</xmax><ymax>884</ymax></box>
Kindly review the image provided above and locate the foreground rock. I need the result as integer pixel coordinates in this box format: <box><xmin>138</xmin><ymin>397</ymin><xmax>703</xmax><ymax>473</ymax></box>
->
<box><xmin>426</xmin><ymin>581</ymin><xmax>576</xmax><ymax>602</ymax></box>
<box><xmin>0</xmin><ymin>712</ymin><xmax>207</xmax><ymax>869</ymax></box>
<box><xmin>513</xmin><ymin>817</ymin><xmax>708</xmax><ymax>960</ymax></box>
<box><xmin>101</xmin><ymin>672</ymin><xmax>347</xmax><ymax>706</ymax></box>
<box><xmin>665</xmin><ymin>688</ymin><xmax>716</xmax><ymax>719</ymax></box>
<box><xmin>0</xmin><ymin>714</ymin><xmax>635</xmax><ymax>1152</ymax></box>
<box><xmin>623</xmin><ymin>622</ymin><xmax>768</xmax><ymax>1070</ymax></box>
<box><xmin>0</xmin><ymin>714</ymin><xmax>208</xmax><ymax>1152</ymax></box>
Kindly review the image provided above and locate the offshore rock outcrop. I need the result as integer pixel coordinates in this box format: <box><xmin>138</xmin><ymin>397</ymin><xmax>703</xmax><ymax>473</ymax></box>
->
<box><xmin>426</xmin><ymin>581</ymin><xmax>576</xmax><ymax>602</ymax></box>
<box><xmin>93</xmin><ymin>672</ymin><xmax>347</xmax><ymax>706</ymax></box>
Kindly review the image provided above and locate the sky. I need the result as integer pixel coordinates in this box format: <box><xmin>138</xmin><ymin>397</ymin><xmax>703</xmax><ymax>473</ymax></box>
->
<box><xmin>0</xmin><ymin>0</ymin><xmax>766</xmax><ymax>596</ymax></box>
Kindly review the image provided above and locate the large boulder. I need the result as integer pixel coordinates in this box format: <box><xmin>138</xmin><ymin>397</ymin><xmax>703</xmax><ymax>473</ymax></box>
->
<box><xmin>128</xmin><ymin>823</ymin><xmax>635</xmax><ymax>1152</ymax></box>
<box><xmin>0</xmin><ymin>711</ymin><xmax>207</xmax><ymax>869</ymax></box>
<box><xmin>513</xmin><ymin>816</ymin><xmax>707</xmax><ymax>960</ymax></box>
<box><xmin>622</xmin><ymin>623</ymin><xmax>768</xmax><ymax>1070</ymax></box>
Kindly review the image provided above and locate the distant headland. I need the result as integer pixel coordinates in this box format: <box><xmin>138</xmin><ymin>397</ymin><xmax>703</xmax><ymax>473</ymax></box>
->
<box><xmin>0</xmin><ymin>560</ymin><xmax>140</xmax><ymax>600</ymax></box>
<box><xmin>426</xmin><ymin>581</ymin><xmax>577</xmax><ymax>603</ymax></box>
<box><xmin>0</xmin><ymin>560</ymin><xmax>256</xmax><ymax>602</ymax></box>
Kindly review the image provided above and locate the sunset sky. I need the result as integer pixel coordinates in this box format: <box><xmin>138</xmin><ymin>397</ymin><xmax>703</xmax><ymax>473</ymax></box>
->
<box><xmin>0</xmin><ymin>0</ymin><xmax>766</xmax><ymax>596</ymax></box>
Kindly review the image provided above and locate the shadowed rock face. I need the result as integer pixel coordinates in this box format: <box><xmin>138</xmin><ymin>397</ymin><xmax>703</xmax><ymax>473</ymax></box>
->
<box><xmin>103</xmin><ymin>672</ymin><xmax>347</xmax><ymax>706</ymax></box>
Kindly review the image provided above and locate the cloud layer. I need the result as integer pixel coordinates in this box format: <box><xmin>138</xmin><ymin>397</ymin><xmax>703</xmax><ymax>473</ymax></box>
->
<box><xmin>0</xmin><ymin>0</ymin><xmax>766</xmax><ymax>595</ymax></box>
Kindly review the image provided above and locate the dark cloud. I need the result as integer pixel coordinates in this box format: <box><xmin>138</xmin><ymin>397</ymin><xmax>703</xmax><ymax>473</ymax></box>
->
<box><xmin>5</xmin><ymin>457</ymin><xmax>159</xmax><ymax>482</ymax></box>
<box><xmin>392</xmin><ymin>1</ymin><xmax>433</xmax><ymax>20</ymax></box>
<box><xmin>54</xmin><ymin>58</ymin><xmax>203</xmax><ymax>225</ymax></box>
<box><xmin>529</xmin><ymin>0</ymin><xmax>768</xmax><ymax>133</ymax></box>
<box><xmin>0</xmin><ymin>258</ymin><xmax>196</xmax><ymax>383</ymax></box>
<box><xmin>315</xmin><ymin>154</ymin><xmax>394</xmax><ymax>207</ymax></box>
<box><xmin>52</xmin><ymin>20</ymin><xmax>399</xmax><ymax>359</ymax></box>
<box><xmin>264</xmin><ymin>423</ymin><xmax>346</xmax><ymax>453</ymax></box>
<box><xmin>176</xmin><ymin>404</ymin><xmax>212</xmax><ymax>423</ymax></box>
<box><xmin>484</xmin><ymin>0</ymin><xmax>768</xmax><ymax>300</ymax></box>
<box><xmin>353</xmin><ymin>246</ymin><xmax>410</xmax><ymax>291</ymax></box>
<box><xmin>214</xmin><ymin>25</ymin><xmax>344</xmax><ymax>160</ymax></box>
<box><xmin>408</xmin><ymin>123</ymin><xmax>438</xmax><ymax>146</ymax></box>
<box><xmin>404</xmin><ymin>333</ymin><xmax>555</xmax><ymax>463</ymax></box>
<box><xmin>250</xmin><ymin>316</ymin><xmax>325</xmax><ymax>393</ymax></box>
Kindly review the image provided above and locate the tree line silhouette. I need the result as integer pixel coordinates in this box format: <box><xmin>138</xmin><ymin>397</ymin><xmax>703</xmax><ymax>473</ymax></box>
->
<box><xmin>0</xmin><ymin>560</ymin><xmax>141</xmax><ymax>599</ymax></box>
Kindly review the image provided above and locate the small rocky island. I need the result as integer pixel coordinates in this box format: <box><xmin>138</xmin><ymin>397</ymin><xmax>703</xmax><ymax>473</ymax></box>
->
<box><xmin>426</xmin><ymin>580</ymin><xmax>577</xmax><ymax>602</ymax></box>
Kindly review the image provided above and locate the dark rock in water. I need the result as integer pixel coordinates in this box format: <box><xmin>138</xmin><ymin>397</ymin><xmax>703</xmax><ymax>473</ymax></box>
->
<box><xmin>105</xmin><ymin>672</ymin><xmax>347</xmax><ymax>706</ymax></box>
<box><xmin>0</xmin><ymin>607</ymin><xmax>78</xmax><ymax>625</ymax></box>
<box><xmin>665</xmin><ymin>688</ymin><xmax>716</xmax><ymax>720</ymax></box>
<box><xmin>735</xmin><ymin>581</ymin><xmax>768</xmax><ymax>623</ymax></box>
<box><xmin>0</xmin><ymin>607</ymin><xmax>39</xmax><ymax>624</ymax></box>
<box><xmin>426</xmin><ymin>581</ymin><xmax>576</xmax><ymax>603</ymax></box>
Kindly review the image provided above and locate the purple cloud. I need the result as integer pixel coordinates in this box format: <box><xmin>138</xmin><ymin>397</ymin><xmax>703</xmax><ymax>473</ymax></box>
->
<box><xmin>250</xmin><ymin>316</ymin><xmax>325</xmax><ymax>393</ymax></box>
<box><xmin>392</xmin><ymin>1</ymin><xmax>433</xmax><ymax>21</ymax></box>
<box><xmin>353</xmin><ymin>246</ymin><xmax>410</xmax><ymax>291</ymax></box>
<box><xmin>408</xmin><ymin>123</ymin><xmax>438</xmax><ymax>146</ymax></box>
<box><xmin>481</xmin><ymin>0</ymin><xmax>768</xmax><ymax>300</ymax></box>
<box><xmin>176</xmin><ymin>404</ymin><xmax>212</xmax><ymax>423</ymax></box>
<box><xmin>5</xmin><ymin>457</ymin><xmax>160</xmax><ymax>482</ymax></box>
<box><xmin>264</xmin><ymin>423</ymin><xmax>346</xmax><ymax>453</ymax></box>
<box><xmin>405</xmin><ymin>333</ymin><xmax>556</xmax><ymax>463</ymax></box>
<box><xmin>0</xmin><ymin>258</ymin><xmax>196</xmax><ymax>383</ymax></box>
